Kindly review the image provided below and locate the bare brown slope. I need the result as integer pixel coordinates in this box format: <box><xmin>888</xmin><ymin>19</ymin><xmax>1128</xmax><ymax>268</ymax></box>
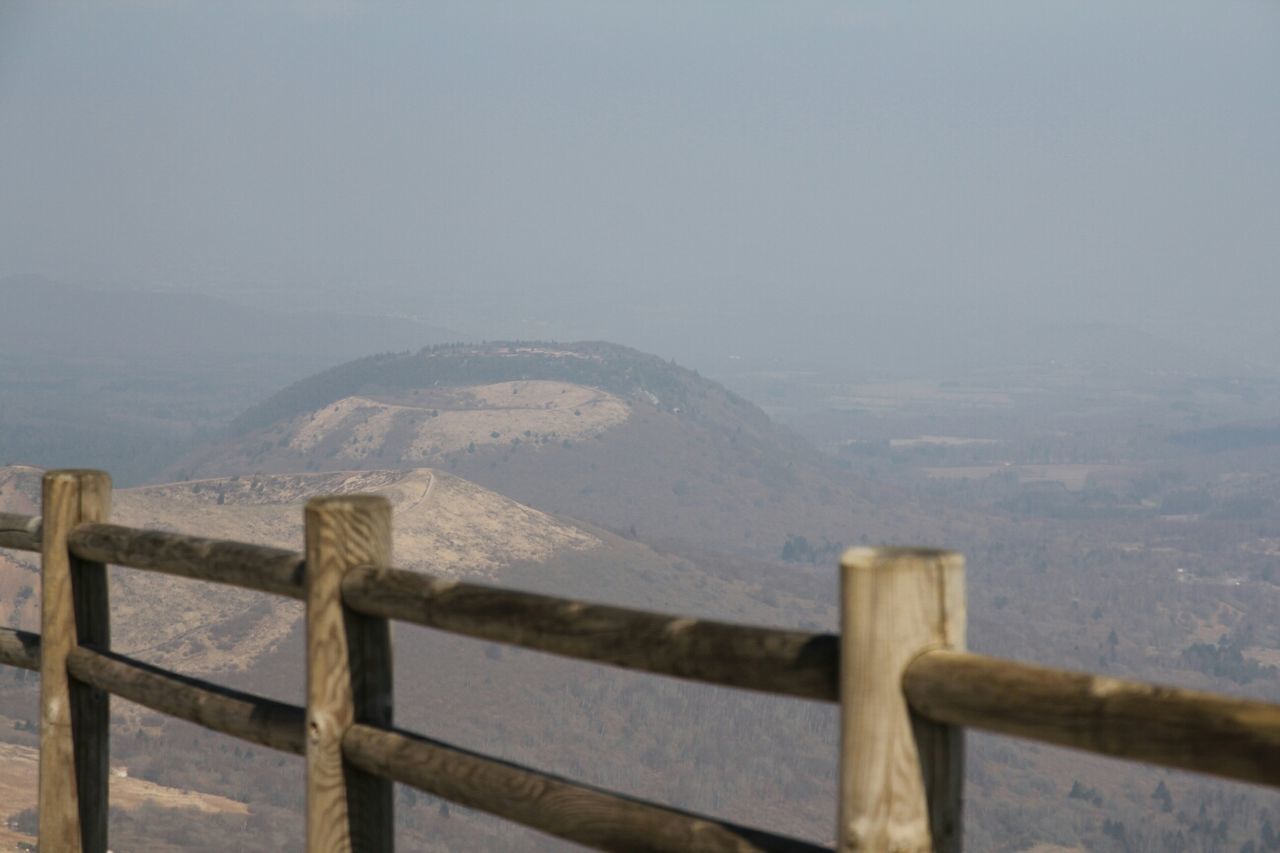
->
<box><xmin>3</xmin><ymin>462</ymin><xmax>810</xmax><ymax>682</ymax></box>
<box><xmin>2</xmin><ymin>465</ymin><xmax>670</xmax><ymax>676</ymax></box>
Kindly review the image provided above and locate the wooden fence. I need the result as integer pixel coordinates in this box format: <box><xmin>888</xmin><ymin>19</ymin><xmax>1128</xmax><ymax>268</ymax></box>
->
<box><xmin>1</xmin><ymin>468</ymin><xmax>1278</xmax><ymax>851</ymax></box>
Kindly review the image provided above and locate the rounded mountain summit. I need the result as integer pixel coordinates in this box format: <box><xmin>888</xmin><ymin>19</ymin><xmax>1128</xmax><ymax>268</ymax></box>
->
<box><xmin>176</xmin><ymin>341</ymin><xmax>937</xmax><ymax>557</ymax></box>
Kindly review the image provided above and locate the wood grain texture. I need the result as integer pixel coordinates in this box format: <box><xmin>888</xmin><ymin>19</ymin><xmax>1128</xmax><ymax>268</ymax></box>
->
<box><xmin>343</xmin><ymin>722</ymin><xmax>828</xmax><ymax>853</ymax></box>
<box><xmin>0</xmin><ymin>511</ymin><xmax>41</xmax><ymax>552</ymax></box>
<box><xmin>342</xmin><ymin>566</ymin><xmax>839</xmax><ymax>701</ymax></box>
<box><xmin>305</xmin><ymin>496</ymin><xmax>393</xmax><ymax>853</ymax></box>
<box><xmin>837</xmin><ymin>547</ymin><xmax>965</xmax><ymax>853</ymax></box>
<box><xmin>68</xmin><ymin>522</ymin><xmax>305</xmax><ymax>599</ymax></box>
<box><xmin>0</xmin><ymin>626</ymin><xmax>40</xmax><ymax>671</ymax></box>
<box><xmin>904</xmin><ymin>649</ymin><xmax>1280</xmax><ymax>788</ymax></box>
<box><xmin>66</xmin><ymin>645</ymin><xmax>306</xmax><ymax>755</ymax></box>
<box><xmin>39</xmin><ymin>469</ymin><xmax>112</xmax><ymax>853</ymax></box>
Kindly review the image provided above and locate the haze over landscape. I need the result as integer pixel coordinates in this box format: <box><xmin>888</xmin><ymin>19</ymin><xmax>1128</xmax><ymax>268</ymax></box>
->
<box><xmin>3</xmin><ymin>1</ymin><xmax>1278</xmax><ymax>372</ymax></box>
<box><xmin>2</xmin><ymin>2</ymin><xmax>1279</xmax><ymax>851</ymax></box>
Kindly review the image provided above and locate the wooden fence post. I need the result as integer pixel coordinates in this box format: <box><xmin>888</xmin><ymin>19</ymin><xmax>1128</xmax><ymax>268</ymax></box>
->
<box><xmin>39</xmin><ymin>469</ymin><xmax>112</xmax><ymax>852</ymax></box>
<box><xmin>305</xmin><ymin>495</ymin><xmax>394</xmax><ymax>853</ymax></box>
<box><xmin>838</xmin><ymin>547</ymin><xmax>965</xmax><ymax>853</ymax></box>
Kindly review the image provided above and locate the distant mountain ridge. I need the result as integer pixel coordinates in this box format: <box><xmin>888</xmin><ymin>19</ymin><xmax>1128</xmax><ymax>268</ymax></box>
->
<box><xmin>179</xmin><ymin>341</ymin><xmax>942</xmax><ymax>558</ymax></box>
<box><xmin>231</xmin><ymin>341</ymin><xmax>733</xmax><ymax>434</ymax></box>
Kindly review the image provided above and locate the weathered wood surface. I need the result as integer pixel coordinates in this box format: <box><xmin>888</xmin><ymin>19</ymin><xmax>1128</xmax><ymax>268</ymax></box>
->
<box><xmin>0</xmin><ymin>626</ymin><xmax>40</xmax><ymax>671</ymax></box>
<box><xmin>838</xmin><ymin>547</ymin><xmax>965</xmax><ymax>853</ymax></box>
<box><xmin>343</xmin><ymin>566</ymin><xmax>839</xmax><ymax>701</ymax></box>
<box><xmin>66</xmin><ymin>645</ymin><xmax>306</xmax><ymax>755</ymax></box>
<box><xmin>68</xmin><ymin>521</ymin><xmax>306</xmax><ymax>599</ymax></box>
<box><xmin>0</xmin><ymin>512</ymin><xmax>40</xmax><ymax>552</ymax></box>
<box><xmin>344</xmin><ymin>722</ymin><xmax>829</xmax><ymax>853</ymax></box>
<box><xmin>40</xmin><ymin>469</ymin><xmax>112</xmax><ymax>853</ymax></box>
<box><xmin>305</xmin><ymin>496</ymin><xmax>394</xmax><ymax>853</ymax></box>
<box><xmin>904</xmin><ymin>649</ymin><xmax>1280</xmax><ymax>788</ymax></box>
<box><xmin>71</xmin><ymin>491</ymin><xmax>112</xmax><ymax>853</ymax></box>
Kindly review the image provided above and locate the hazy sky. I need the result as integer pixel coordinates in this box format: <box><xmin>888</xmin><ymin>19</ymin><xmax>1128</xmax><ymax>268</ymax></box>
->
<box><xmin>2</xmin><ymin>1</ymin><xmax>1277</xmax><ymax>370</ymax></box>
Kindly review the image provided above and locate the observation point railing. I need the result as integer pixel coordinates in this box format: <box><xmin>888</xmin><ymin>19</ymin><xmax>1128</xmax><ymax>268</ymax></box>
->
<box><xmin>1</xmin><ymin>469</ymin><xmax>1278</xmax><ymax>851</ymax></box>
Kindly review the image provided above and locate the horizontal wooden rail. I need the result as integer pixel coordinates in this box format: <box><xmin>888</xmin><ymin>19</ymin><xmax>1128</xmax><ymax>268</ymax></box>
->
<box><xmin>0</xmin><ymin>626</ymin><xmax>40</xmax><ymax>671</ymax></box>
<box><xmin>0</xmin><ymin>512</ymin><xmax>40</xmax><ymax>552</ymax></box>
<box><xmin>344</xmin><ymin>723</ymin><xmax>828</xmax><ymax>853</ymax></box>
<box><xmin>343</xmin><ymin>566</ymin><xmax>839</xmax><ymax>702</ymax></box>
<box><xmin>904</xmin><ymin>649</ymin><xmax>1280</xmax><ymax>788</ymax></box>
<box><xmin>65</xmin><ymin>646</ymin><xmax>307</xmax><ymax>755</ymax></box>
<box><xmin>7</xmin><ymin>632</ymin><xmax>822</xmax><ymax>851</ymax></box>
<box><xmin>67</xmin><ymin>522</ymin><xmax>306</xmax><ymax>599</ymax></box>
